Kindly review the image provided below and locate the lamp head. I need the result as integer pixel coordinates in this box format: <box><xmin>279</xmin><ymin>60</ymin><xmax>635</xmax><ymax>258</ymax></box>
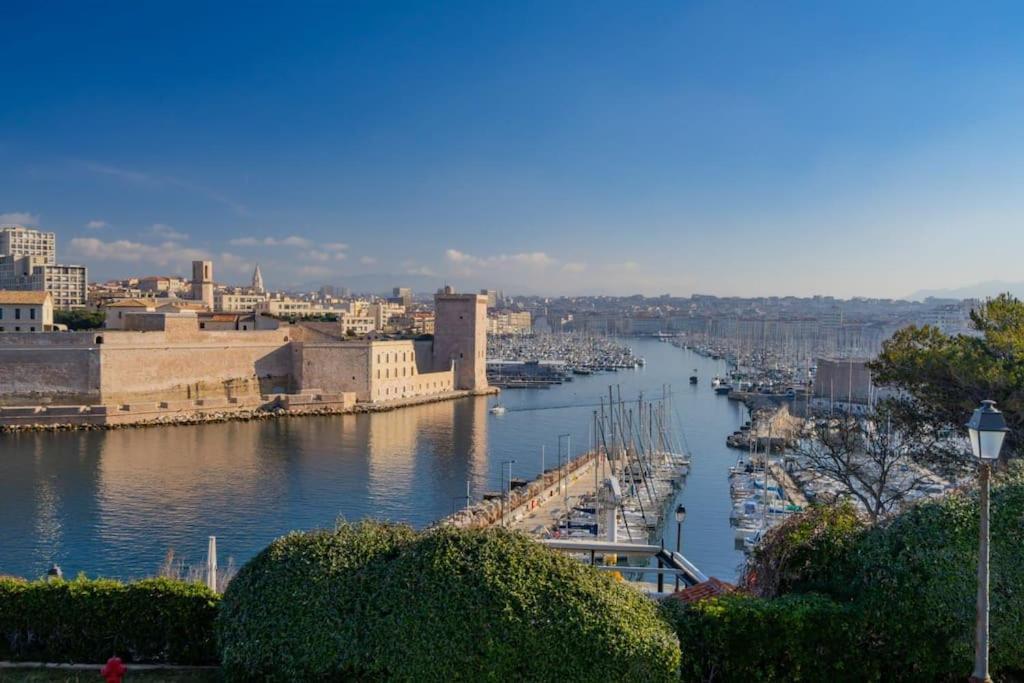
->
<box><xmin>675</xmin><ymin>504</ymin><xmax>686</xmax><ymax>523</ymax></box>
<box><xmin>966</xmin><ymin>400</ymin><xmax>1009</xmax><ymax>461</ymax></box>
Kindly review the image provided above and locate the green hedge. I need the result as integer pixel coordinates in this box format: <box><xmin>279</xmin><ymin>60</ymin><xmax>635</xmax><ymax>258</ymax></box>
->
<box><xmin>0</xmin><ymin>576</ymin><xmax>219</xmax><ymax>665</ymax></box>
<box><xmin>218</xmin><ymin>522</ymin><xmax>680</xmax><ymax>681</ymax></box>
<box><xmin>217</xmin><ymin>520</ymin><xmax>417</xmax><ymax>679</ymax></box>
<box><xmin>738</xmin><ymin>470</ymin><xmax>1024</xmax><ymax>681</ymax></box>
<box><xmin>663</xmin><ymin>593</ymin><xmax>877</xmax><ymax>683</ymax></box>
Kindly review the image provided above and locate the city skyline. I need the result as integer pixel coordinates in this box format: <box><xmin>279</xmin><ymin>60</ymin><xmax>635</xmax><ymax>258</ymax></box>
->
<box><xmin>4</xmin><ymin>2</ymin><xmax>1024</xmax><ymax>298</ymax></box>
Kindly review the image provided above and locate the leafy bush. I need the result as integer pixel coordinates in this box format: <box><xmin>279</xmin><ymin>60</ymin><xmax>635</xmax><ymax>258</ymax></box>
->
<box><xmin>743</xmin><ymin>501</ymin><xmax>866</xmax><ymax>597</ymax></box>
<box><xmin>744</xmin><ymin>471</ymin><xmax>1024</xmax><ymax>680</ymax></box>
<box><xmin>217</xmin><ymin>520</ymin><xmax>417</xmax><ymax>680</ymax></box>
<box><xmin>662</xmin><ymin>592</ymin><xmax>876</xmax><ymax>682</ymax></box>
<box><xmin>218</xmin><ymin>522</ymin><xmax>680</xmax><ymax>681</ymax></box>
<box><xmin>0</xmin><ymin>576</ymin><xmax>219</xmax><ymax>664</ymax></box>
<box><xmin>360</xmin><ymin>526</ymin><xmax>680</xmax><ymax>681</ymax></box>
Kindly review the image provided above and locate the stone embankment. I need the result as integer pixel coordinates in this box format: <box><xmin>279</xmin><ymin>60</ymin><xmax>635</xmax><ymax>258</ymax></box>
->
<box><xmin>440</xmin><ymin>449</ymin><xmax>599</xmax><ymax>531</ymax></box>
<box><xmin>0</xmin><ymin>387</ymin><xmax>498</xmax><ymax>433</ymax></box>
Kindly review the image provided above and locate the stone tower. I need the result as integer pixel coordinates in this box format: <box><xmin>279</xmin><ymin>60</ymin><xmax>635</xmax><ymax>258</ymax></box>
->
<box><xmin>252</xmin><ymin>263</ymin><xmax>265</xmax><ymax>294</ymax></box>
<box><xmin>432</xmin><ymin>286</ymin><xmax>488</xmax><ymax>391</ymax></box>
<box><xmin>191</xmin><ymin>260</ymin><xmax>214</xmax><ymax>310</ymax></box>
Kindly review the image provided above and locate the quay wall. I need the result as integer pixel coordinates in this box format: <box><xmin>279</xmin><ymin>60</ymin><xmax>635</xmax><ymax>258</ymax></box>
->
<box><xmin>441</xmin><ymin>449</ymin><xmax>599</xmax><ymax>531</ymax></box>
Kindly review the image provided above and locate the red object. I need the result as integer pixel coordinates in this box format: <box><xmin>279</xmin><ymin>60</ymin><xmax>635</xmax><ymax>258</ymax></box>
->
<box><xmin>670</xmin><ymin>577</ymin><xmax>737</xmax><ymax>604</ymax></box>
<box><xmin>101</xmin><ymin>656</ymin><xmax>127</xmax><ymax>683</ymax></box>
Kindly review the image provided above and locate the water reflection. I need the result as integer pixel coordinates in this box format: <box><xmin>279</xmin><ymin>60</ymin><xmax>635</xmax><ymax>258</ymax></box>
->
<box><xmin>0</xmin><ymin>339</ymin><xmax>746</xmax><ymax>580</ymax></box>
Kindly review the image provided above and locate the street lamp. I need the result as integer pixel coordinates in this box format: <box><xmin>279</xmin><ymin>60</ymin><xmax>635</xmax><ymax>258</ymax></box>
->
<box><xmin>966</xmin><ymin>400</ymin><xmax>1009</xmax><ymax>683</ymax></box>
<box><xmin>501</xmin><ymin>459</ymin><xmax>516</xmax><ymax>528</ymax></box>
<box><xmin>674</xmin><ymin>504</ymin><xmax>686</xmax><ymax>591</ymax></box>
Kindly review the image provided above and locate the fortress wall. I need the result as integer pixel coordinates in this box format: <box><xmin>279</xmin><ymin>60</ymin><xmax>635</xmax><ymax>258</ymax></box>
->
<box><xmin>98</xmin><ymin>335</ymin><xmax>294</xmax><ymax>404</ymax></box>
<box><xmin>291</xmin><ymin>342</ymin><xmax>372</xmax><ymax>400</ymax></box>
<box><xmin>0</xmin><ymin>344</ymin><xmax>101</xmax><ymax>405</ymax></box>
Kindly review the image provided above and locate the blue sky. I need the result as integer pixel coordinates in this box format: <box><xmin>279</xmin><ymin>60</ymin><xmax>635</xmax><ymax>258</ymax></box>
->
<box><xmin>3</xmin><ymin>1</ymin><xmax>1024</xmax><ymax>297</ymax></box>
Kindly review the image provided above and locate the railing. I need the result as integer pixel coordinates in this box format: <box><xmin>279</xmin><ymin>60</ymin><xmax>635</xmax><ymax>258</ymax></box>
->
<box><xmin>540</xmin><ymin>539</ymin><xmax>708</xmax><ymax>593</ymax></box>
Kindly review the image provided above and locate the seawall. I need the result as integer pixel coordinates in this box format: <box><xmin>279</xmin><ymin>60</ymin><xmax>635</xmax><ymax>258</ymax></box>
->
<box><xmin>0</xmin><ymin>387</ymin><xmax>499</xmax><ymax>433</ymax></box>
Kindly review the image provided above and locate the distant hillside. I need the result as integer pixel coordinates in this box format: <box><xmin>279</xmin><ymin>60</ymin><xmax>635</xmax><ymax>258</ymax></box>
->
<box><xmin>908</xmin><ymin>280</ymin><xmax>1024</xmax><ymax>301</ymax></box>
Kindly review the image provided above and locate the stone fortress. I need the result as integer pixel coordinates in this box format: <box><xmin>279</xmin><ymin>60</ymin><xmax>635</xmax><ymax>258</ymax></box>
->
<box><xmin>0</xmin><ymin>281</ymin><xmax>492</xmax><ymax>428</ymax></box>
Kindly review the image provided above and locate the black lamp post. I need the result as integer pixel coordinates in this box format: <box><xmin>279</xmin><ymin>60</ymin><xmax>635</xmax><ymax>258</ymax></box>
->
<box><xmin>966</xmin><ymin>400</ymin><xmax>1008</xmax><ymax>683</ymax></box>
<box><xmin>674</xmin><ymin>504</ymin><xmax>686</xmax><ymax>591</ymax></box>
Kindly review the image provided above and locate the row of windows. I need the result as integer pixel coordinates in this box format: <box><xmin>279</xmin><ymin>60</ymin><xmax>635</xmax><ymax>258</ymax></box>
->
<box><xmin>0</xmin><ymin>326</ymin><xmax>37</xmax><ymax>332</ymax></box>
<box><xmin>0</xmin><ymin>307</ymin><xmax>37</xmax><ymax>320</ymax></box>
<box><xmin>376</xmin><ymin>350</ymin><xmax>411</xmax><ymax>363</ymax></box>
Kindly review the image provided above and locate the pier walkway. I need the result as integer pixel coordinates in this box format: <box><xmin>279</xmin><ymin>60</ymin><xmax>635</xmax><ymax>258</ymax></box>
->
<box><xmin>508</xmin><ymin>454</ymin><xmax>608</xmax><ymax>536</ymax></box>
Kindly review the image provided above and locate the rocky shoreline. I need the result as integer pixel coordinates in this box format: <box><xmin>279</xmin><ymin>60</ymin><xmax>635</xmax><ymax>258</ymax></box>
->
<box><xmin>0</xmin><ymin>388</ymin><xmax>498</xmax><ymax>433</ymax></box>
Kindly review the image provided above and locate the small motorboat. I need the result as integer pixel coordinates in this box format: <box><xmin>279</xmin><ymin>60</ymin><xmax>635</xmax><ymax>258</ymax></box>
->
<box><xmin>489</xmin><ymin>404</ymin><xmax>507</xmax><ymax>415</ymax></box>
<box><xmin>689</xmin><ymin>375</ymin><xmax>698</xmax><ymax>384</ymax></box>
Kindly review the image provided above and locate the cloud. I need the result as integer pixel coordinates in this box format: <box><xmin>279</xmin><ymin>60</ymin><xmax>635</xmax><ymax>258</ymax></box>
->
<box><xmin>149</xmin><ymin>223</ymin><xmax>189</xmax><ymax>241</ymax></box>
<box><xmin>0</xmin><ymin>212</ymin><xmax>40</xmax><ymax>226</ymax></box>
<box><xmin>406</xmin><ymin>265</ymin><xmax>437</xmax><ymax>277</ymax></box>
<box><xmin>444</xmin><ymin>249</ymin><xmax>556</xmax><ymax>269</ymax></box>
<box><xmin>218</xmin><ymin>252</ymin><xmax>253</xmax><ymax>275</ymax></box>
<box><xmin>561</xmin><ymin>262</ymin><xmax>587</xmax><ymax>273</ymax></box>
<box><xmin>360</xmin><ymin>255</ymin><xmax>378</xmax><ymax>265</ymax></box>
<box><xmin>86</xmin><ymin>219</ymin><xmax>109</xmax><ymax>230</ymax></box>
<box><xmin>69</xmin><ymin>237</ymin><xmax>210</xmax><ymax>270</ymax></box>
<box><xmin>324</xmin><ymin>242</ymin><xmax>348</xmax><ymax>252</ymax></box>
<box><xmin>229</xmin><ymin>235</ymin><xmax>312</xmax><ymax>248</ymax></box>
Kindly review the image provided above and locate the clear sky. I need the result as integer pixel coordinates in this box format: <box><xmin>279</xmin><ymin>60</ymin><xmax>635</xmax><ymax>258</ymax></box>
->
<box><xmin>3</xmin><ymin>1</ymin><xmax>1023</xmax><ymax>297</ymax></box>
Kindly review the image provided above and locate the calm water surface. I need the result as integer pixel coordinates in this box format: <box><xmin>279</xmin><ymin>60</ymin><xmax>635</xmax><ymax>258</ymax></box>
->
<box><xmin>0</xmin><ymin>339</ymin><xmax>746</xmax><ymax>580</ymax></box>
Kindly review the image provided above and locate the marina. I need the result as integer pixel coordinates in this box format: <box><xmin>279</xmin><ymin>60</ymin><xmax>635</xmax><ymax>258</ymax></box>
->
<box><xmin>0</xmin><ymin>339</ymin><xmax>746</xmax><ymax>581</ymax></box>
<box><xmin>487</xmin><ymin>333</ymin><xmax>644</xmax><ymax>387</ymax></box>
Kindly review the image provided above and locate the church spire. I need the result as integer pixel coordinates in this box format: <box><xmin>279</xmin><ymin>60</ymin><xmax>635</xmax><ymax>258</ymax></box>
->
<box><xmin>252</xmin><ymin>263</ymin><xmax>265</xmax><ymax>294</ymax></box>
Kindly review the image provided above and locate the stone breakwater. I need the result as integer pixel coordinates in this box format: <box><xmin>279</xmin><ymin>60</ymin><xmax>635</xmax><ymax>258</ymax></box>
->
<box><xmin>439</xmin><ymin>449</ymin><xmax>599</xmax><ymax>531</ymax></box>
<box><xmin>0</xmin><ymin>388</ymin><xmax>498</xmax><ymax>433</ymax></box>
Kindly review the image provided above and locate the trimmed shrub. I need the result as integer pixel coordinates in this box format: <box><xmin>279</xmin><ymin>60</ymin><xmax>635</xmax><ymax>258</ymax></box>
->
<box><xmin>360</xmin><ymin>526</ymin><xmax>680</xmax><ymax>681</ymax></box>
<box><xmin>662</xmin><ymin>592</ymin><xmax>877</xmax><ymax>682</ymax></box>
<box><xmin>217</xmin><ymin>520</ymin><xmax>417</xmax><ymax>680</ymax></box>
<box><xmin>218</xmin><ymin>523</ymin><xmax>680</xmax><ymax>681</ymax></box>
<box><xmin>0</xmin><ymin>576</ymin><xmax>219</xmax><ymax>664</ymax></box>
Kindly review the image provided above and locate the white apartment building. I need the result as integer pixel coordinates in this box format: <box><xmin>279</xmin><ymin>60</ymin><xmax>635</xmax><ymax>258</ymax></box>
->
<box><xmin>0</xmin><ymin>225</ymin><xmax>55</xmax><ymax>263</ymax></box>
<box><xmin>0</xmin><ymin>290</ymin><xmax>54</xmax><ymax>332</ymax></box>
<box><xmin>0</xmin><ymin>226</ymin><xmax>87</xmax><ymax>308</ymax></box>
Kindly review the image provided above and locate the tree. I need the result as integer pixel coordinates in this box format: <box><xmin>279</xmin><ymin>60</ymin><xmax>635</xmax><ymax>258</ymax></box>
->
<box><xmin>793</xmin><ymin>399</ymin><xmax>944</xmax><ymax>521</ymax></box>
<box><xmin>870</xmin><ymin>293</ymin><xmax>1024</xmax><ymax>459</ymax></box>
<box><xmin>54</xmin><ymin>309</ymin><xmax>104</xmax><ymax>330</ymax></box>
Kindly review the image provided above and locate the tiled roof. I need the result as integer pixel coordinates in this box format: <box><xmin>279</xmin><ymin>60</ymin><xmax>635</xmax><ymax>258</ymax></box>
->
<box><xmin>670</xmin><ymin>577</ymin><xmax>736</xmax><ymax>604</ymax></box>
<box><xmin>0</xmin><ymin>290</ymin><xmax>50</xmax><ymax>305</ymax></box>
<box><xmin>107</xmin><ymin>299</ymin><xmax>157</xmax><ymax>308</ymax></box>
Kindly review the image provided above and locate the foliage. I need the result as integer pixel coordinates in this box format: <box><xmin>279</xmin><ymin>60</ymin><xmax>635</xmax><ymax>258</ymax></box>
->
<box><xmin>0</xmin><ymin>576</ymin><xmax>219</xmax><ymax>665</ymax></box>
<box><xmin>870</xmin><ymin>293</ymin><xmax>1024</xmax><ymax>458</ymax></box>
<box><xmin>743</xmin><ymin>501</ymin><xmax>867</xmax><ymax>597</ymax></box>
<box><xmin>662</xmin><ymin>592</ymin><xmax>876</xmax><ymax>682</ymax></box>
<box><xmin>218</xmin><ymin>522</ymin><xmax>680</xmax><ymax>681</ymax></box>
<box><xmin>745</xmin><ymin>470</ymin><xmax>1024</xmax><ymax>680</ymax></box>
<box><xmin>360</xmin><ymin>526</ymin><xmax>680</xmax><ymax>682</ymax></box>
<box><xmin>794</xmin><ymin>399</ymin><xmax>946</xmax><ymax>520</ymax></box>
<box><xmin>53</xmin><ymin>309</ymin><xmax>104</xmax><ymax>330</ymax></box>
<box><xmin>217</xmin><ymin>520</ymin><xmax>416</xmax><ymax>680</ymax></box>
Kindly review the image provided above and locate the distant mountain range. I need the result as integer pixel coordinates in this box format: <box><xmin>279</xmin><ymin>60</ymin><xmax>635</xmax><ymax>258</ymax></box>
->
<box><xmin>907</xmin><ymin>280</ymin><xmax>1024</xmax><ymax>301</ymax></box>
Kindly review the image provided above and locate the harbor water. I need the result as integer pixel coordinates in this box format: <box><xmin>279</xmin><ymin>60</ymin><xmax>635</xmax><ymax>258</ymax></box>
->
<box><xmin>0</xmin><ymin>339</ymin><xmax>746</xmax><ymax>581</ymax></box>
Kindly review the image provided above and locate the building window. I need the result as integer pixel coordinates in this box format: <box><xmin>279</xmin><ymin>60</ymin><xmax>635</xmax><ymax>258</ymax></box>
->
<box><xmin>30</xmin><ymin>308</ymin><xmax>35</xmax><ymax>320</ymax></box>
<box><xmin>15</xmin><ymin>308</ymin><xmax>20</xmax><ymax>320</ymax></box>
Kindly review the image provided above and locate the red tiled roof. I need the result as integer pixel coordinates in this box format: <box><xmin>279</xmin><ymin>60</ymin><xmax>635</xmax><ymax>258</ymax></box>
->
<box><xmin>671</xmin><ymin>577</ymin><xmax>736</xmax><ymax>604</ymax></box>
